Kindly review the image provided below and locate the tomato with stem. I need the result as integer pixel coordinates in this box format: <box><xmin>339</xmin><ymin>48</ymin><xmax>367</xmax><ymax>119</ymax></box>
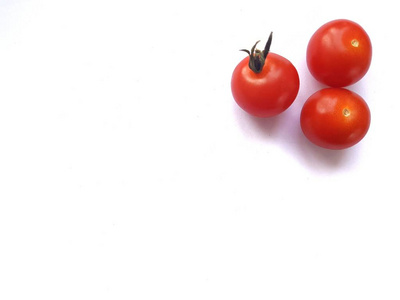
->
<box><xmin>231</xmin><ymin>32</ymin><xmax>300</xmax><ymax>118</ymax></box>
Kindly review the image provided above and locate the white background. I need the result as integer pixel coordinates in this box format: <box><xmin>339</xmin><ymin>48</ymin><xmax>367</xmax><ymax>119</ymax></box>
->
<box><xmin>0</xmin><ymin>0</ymin><xmax>399</xmax><ymax>299</ymax></box>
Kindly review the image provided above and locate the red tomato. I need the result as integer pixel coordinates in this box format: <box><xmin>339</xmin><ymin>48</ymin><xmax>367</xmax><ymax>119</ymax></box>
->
<box><xmin>231</xmin><ymin>34</ymin><xmax>300</xmax><ymax>118</ymax></box>
<box><xmin>307</xmin><ymin>19</ymin><xmax>372</xmax><ymax>87</ymax></box>
<box><xmin>300</xmin><ymin>88</ymin><xmax>371</xmax><ymax>150</ymax></box>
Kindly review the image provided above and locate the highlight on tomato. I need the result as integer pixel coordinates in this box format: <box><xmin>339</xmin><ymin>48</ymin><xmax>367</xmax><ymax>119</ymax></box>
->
<box><xmin>306</xmin><ymin>19</ymin><xmax>372</xmax><ymax>87</ymax></box>
<box><xmin>231</xmin><ymin>32</ymin><xmax>300</xmax><ymax>118</ymax></box>
<box><xmin>300</xmin><ymin>88</ymin><xmax>371</xmax><ymax>150</ymax></box>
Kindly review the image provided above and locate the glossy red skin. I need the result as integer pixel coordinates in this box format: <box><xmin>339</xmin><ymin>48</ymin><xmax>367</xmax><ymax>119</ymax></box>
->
<box><xmin>307</xmin><ymin>19</ymin><xmax>372</xmax><ymax>87</ymax></box>
<box><xmin>300</xmin><ymin>88</ymin><xmax>371</xmax><ymax>150</ymax></box>
<box><xmin>231</xmin><ymin>53</ymin><xmax>300</xmax><ymax>117</ymax></box>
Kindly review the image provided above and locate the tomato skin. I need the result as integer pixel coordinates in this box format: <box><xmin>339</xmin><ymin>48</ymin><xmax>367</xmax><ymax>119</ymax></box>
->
<box><xmin>300</xmin><ymin>88</ymin><xmax>371</xmax><ymax>150</ymax></box>
<box><xmin>307</xmin><ymin>19</ymin><xmax>372</xmax><ymax>87</ymax></box>
<box><xmin>231</xmin><ymin>53</ymin><xmax>300</xmax><ymax>117</ymax></box>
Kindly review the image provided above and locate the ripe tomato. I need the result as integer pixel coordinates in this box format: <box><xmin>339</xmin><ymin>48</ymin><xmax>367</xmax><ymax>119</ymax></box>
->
<box><xmin>231</xmin><ymin>33</ymin><xmax>300</xmax><ymax>118</ymax></box>
<box><xmin>300</xmin><ymin>88</ymin><xmax>371</xmax><ymax>150</ymax></box>
<box><xmin>306</xmin><ymin>19</ymin><xmax>372</xmax><ymax>87</ymax></box>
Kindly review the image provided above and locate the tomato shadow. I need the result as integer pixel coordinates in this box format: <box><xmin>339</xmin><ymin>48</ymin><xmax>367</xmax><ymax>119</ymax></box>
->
<box><xmin>294</xmin><ymin>132</ymin><xmax>357</xmax><ymax>170</ymax></box>
<box><xmin>233</xmin><ymin>105</ymin><xmax>287</xmax><ymax>141</ymax></box>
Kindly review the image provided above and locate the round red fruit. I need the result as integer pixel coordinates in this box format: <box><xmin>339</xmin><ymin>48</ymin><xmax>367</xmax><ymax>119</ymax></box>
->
<box><xmin>300</xmin><ymin>88</ymin><xmax>371</xmax><ymax>150</ymax></box>
<box><xmin>307</xmin><ymin>19</ymin><xmax>372</xmax><ymax>87</ymax></box>
<box><xmin>232</xmin><ymin>33</ymin><xmax>300</xmax><ymax>117</ymax></box>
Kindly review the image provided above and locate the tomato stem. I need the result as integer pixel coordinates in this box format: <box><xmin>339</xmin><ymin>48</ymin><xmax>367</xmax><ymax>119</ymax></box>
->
<box><xmin>240</xmin><ymin>32</ymin><xmax>273</xmax><ymax>74</ymax></box>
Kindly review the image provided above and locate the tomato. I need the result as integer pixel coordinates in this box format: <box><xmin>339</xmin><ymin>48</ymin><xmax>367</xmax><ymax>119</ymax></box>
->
<box><xmin>300</xmin><ymin>88</ymin><xmax>370</xmax><ymax>150</ymax></box>
<box><xmin>306</xmin><ymin>19</ymin><xmax>372</xmax><ymax>87</ymax></box>
<box><xmin>231</xmin><ymin>33</ymin><xmax>300</xmax><ymax>117</ymax></box>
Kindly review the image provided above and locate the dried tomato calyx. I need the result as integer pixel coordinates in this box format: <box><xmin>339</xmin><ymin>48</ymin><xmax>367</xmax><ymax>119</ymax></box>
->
<box><xmin>240</xmin><ymin>32</ymin><xmax>273</xmax><ymax>74</ymax></box>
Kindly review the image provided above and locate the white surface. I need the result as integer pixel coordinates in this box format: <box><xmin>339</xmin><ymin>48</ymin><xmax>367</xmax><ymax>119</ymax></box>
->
<box><xmin>0</xmin><ymin>0</ymin><xmax>399</xmax><ymax>299</ymax></box>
